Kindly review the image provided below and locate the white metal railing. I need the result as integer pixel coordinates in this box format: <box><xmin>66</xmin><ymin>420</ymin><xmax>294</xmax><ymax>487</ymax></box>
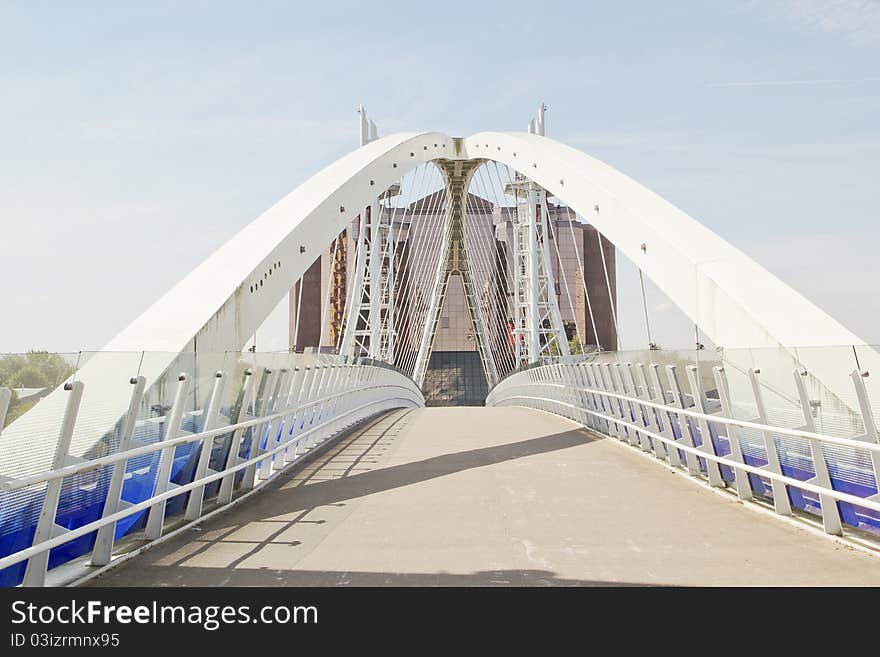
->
<box><xmin>487</xmin><ymin>360</ymin><xmax>880</xmax><ymax>540</ymax></box>
<box><xmin>0</xmin><ymin>361</ymin><xmax>423</xmax><ymax>586</ymax></box>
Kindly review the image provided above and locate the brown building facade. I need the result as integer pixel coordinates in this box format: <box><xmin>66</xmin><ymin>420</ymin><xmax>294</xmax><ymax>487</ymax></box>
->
<box><xmin>288</xmin><ymin>192</ymin><xmax>617</xmax><ymax>379</ymax></box>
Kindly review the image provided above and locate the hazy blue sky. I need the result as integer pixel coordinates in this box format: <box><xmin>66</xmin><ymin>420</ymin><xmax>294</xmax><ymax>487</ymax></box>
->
<box><xmin>1</xmin><ymin>0</ymin><xmax>878</xmax><ymax>352</ymax></box>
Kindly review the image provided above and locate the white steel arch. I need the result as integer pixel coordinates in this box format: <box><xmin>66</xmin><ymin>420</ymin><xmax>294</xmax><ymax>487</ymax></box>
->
<box><xmin>3</xmin><ymin>128</ymin><xmax>872</xmax><ymax>479</ymax></box>
<box><xmin>1</xmin><ymin>132</ymin><xmax>451</xmax><ymax>478</ymax></box>
<box><xmin>464</xmin><ymin>131</ymin><xmax>861</xmax><ymax>349</ymax></box>
<box><xmin>461</xmin><ymin>131</ymin><xmax>872</xmax><ymax>409</ymax></box>
<box><xmin>109</xmin><ymin>131</ymin><xmax>452</xmax><ymax>355</ymax></box>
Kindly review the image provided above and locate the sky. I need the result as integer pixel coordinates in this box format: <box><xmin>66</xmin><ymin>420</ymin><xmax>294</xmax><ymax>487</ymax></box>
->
<box><xmin>1</xmin><ymin>0</ymin><xmax>878</xmax><ymax>354</ymax></box>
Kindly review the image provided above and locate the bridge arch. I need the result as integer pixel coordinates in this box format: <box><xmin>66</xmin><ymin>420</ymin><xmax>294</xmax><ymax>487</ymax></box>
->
<box><xmin>460</xmin><ymin>132</ymin><xmax>871</xmax><ymax>407</ymax></box>
<box><xmin>108</xmin><ymin>131</ymin><xmax>453</xmax><ymax>355</ymax></box>
<box><xmin>2</xmin><ymin>125</ymin><xmax>877</xmax><ymax>587</ymax></box>
<box><xmin>463</xmin><ymin>132</ymin><xmax>861</xmax><ymax>350</ymax></box>
<box><xmin>3</xmin><ymin>128</ymin><xmax>871</xmax><ymax>476</ymax></box>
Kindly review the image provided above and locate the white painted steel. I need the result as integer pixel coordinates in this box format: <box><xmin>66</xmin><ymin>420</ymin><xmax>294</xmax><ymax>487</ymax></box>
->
<box><xmin>461</xmin><ymin>132</ymin><xmax>873</xmax><ymax>411</ymax></box>
<box><xmin>2</xmin><ymin>132</ymin><xmax>446</xmax><ymax>479</ymax></box>
<box><xmin>3</xmin><ymin>119</ymin><xmax>876</xmax><ymax>586</ymax></box>
<box><xmin>7</xmin><ymin>127</ymin><xmax>872</xmax><ymax>480</ymax></box>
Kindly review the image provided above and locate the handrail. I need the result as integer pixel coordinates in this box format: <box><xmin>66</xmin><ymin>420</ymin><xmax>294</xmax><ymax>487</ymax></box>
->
<box><xmin>493</xmin><ymin>392</ymin><xmax>880</xmax><ymax>515</ymax></box>
<box><xmin>493</xmin><ymin>380</ymin><xmax>880</xmax><ymax>455</ymax></box>
<box><xmin>1</xmin><ymin>382</ymin><xmax>420</xmax><ymax>492</ymax></box>
<box><xmin>488</xmin><ymin>360</ymin><xmax>880</xmax><ymax>540</ymax></box>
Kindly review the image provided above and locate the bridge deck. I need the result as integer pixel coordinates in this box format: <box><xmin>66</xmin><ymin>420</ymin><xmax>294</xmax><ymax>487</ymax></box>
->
<box><xmin>88</xmin><ymin>407</ymin><xmax>880</xmax><ymax>586</ymax></box>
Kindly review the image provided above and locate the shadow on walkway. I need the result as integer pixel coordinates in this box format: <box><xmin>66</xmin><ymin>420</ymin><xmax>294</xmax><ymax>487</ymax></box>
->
<box><xmin>87</xmin><ymin>413</ymin><xmax>599</xmax><ymax>586</ymax></box>
<box><xmin>246</xmin><ymin>425</ymin><xmax>596</xmax><ymax>519</ymax></box>
<box><xmin>91</xmin><ymin>565</ymin><xmax>648</xmax><ymax>587</ymax></box>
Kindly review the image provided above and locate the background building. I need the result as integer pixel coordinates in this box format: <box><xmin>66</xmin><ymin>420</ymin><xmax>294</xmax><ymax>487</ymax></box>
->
<box><xmin>289</xmin><ymin>190</ymin><xmax>616</xmax><ymax>405</ymax></box>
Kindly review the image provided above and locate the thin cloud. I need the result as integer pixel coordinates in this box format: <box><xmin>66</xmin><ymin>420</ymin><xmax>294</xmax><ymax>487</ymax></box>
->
<box><xmin>755</xmin><ymin>0</ymin><xmax>880</xmax><ymax>46</ymax></box>
<box><xmin>709</xmin><ymin>76</ymin><xmax>880</xmax><ymax>87</ymax></box>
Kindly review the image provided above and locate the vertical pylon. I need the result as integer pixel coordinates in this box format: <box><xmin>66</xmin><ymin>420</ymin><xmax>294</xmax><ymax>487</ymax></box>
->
<box><xmin>502</xmin><ymin>102</ymin><xmax>569</xmax><ymax>365</ymax></box>
<box><xmin>339</xmin><ymin>190</ymin><xmax>399</xmax><ymax>362</ymax></box>
<box><xmin>504</xmin><ymin>179</ymin><xmax>570</xmax><ymax>364</ymax></box>
<box><xmin>340</xmin><ymin>106</ymin><xmax>397</xmax><ymax>363</ymax></box>
<box><xmin>412</xmin><ymin>158</ymin><xmax>500</xmax><ymax>388</ymax></box>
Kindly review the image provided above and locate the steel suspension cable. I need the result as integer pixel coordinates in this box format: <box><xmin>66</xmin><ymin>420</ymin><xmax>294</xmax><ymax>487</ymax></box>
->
<box><xmin>562</xmin><ymin>208</ymin><xmax>600</xmax><ymax>351</ymax></box>
<box><xmin>393</xmin><ymin>166</ymin><xmax>443</xmax><ymax>367</ymax></box>
<box><xmin>393</xmin><ymin>166</ymin><xmax>448</xmax><ymax>375</ymax></box>
<box><xmin>544</xmin><ymin>199</ymin><xmax>584</xmax><ymax>350</ymax></box>
<box><xmin>595</xmin><ymin>207</ymin><xmax>620</xmax><ymax>349</ymax></box>
<box><xmin>401</xmin><ymin>177</ymin><xmax>453</xmax><ymax>376</ymax></box>
<box><xmin>483</xmin><ymin>162</ymin><xmax>528</xmax><ymax>371</ymax></box>
<box><xmin>395</xmin><ymin>164</ymin><xmax>446</xmax><ymax>371</ymax></box>
<box><xmin>403</xmin><ymin>176</ymin><xmax>452</xmax><ymax>375</ymax></box>
<box><xmin>463</xmin><ymin>179</ymin><xmax>511</xmax><ymax>377</ymax></box>
<box><xmin>373</xmin><ymin>163</ymin><xmax>429</xmax><ymax>357</ymax></box>
<box><xmin>470</xmin><ymin>165</ymin><xmax>522</xmax><ymax>375</ymax></box>
<box><xmin>638</xmin><ymin>269</ymin><xmax>654</xmax><ymax>348</ymax></box>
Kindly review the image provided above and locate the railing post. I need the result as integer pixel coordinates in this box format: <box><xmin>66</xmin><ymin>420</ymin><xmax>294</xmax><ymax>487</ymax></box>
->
<box><xmin>541</xmin><ymin>368</ymin><xmax>549</xmax><ymax>413</ymax></box>
<box><xmin>611</xmin><ymin>364</ymin><xmax>636</xmax><ymax>446</ymax></box>
<box><xmin>569</xmin><ymin>364</ymin><xmax>586</xmax><ymax>426</ymax></box>
<box><xmin>317</xmin><ymin>365</ymin><xmax>341</xmax><ymax>440</ymax></box>
<box><xmin>598</xmin><ymin>363</ymin><xmax>622</xmax><ymax>440</ymax></box>
<box><xmin>625</xmin><ymin>363</ymin><xmax>653</xmax><ymax>452</ymax></box>
<box><xmin>91</xmin><ymin>376</ymin><xmax>147</xmax><ymax>566</ymax></box>
<box><xmin>575</xmin><ymin>364</ymin><xmax>597</xmax><ymax>431</ymax></box>
<box><xmin>217</xmin><ymin>369</ymin><xmax>255</xmax><ymax>505</ymax></box>
<box><xmin>258</xmin><ymin>368</ymin><xmax>291</xmax><ymax>481</ymax></box>
<box><xmin>793</xmin><ymin>368</ymin><xmax>842</xmax><ymax>534</ymax></box>
<box><xmin>849</xmin><ymin>369</ymin><xmax>880</xmax><ymax>498</ymax></box>
<box><xmin>302</xmin><ymin>365</ymin><xmax>322</xmax><ymax>444</ymax></box>
<box><xmin>287</xmin><ymin>366</ymin><xmax>314</xmax><ymax>463</ymax></box>
<box><xmin>606</xmin><ymin>363</ymin><xmax>638</xmax><ymax>445</ymax></box>
<box><xmin>23</xmin><ymin>381</ymin><xmax>84</xmax><ymax>587</ymax></box>
<box><xmin>586</xmin><ymin>364</ymin><xmax>610</xmax><ymax>434</ymax></box>
<box><xmin>595</xmin><ymin>363</ymin><xmax>617</xmax><ymax>437</ymax></box>
<box><xmin>296</xmin><ymin>366</ymin><xmax>315</xmax><ymax>434</ymax></box>
<box><xmin>241</xmin><ymin>368</ymin><xmax>276</xmax><ymax>491</ymax></box>
<box><xmin>555</xmin><ymin>365</ymin><xmax>566</xmax><ymax>417</ymax></box>
<box><xmin>305</xmin><ymin>366</ymin><xmax>327</xmax><ymax>448</ymax></box>
<box><xmin>144</xmin><ymin>374</ymin><xmax>190</xmax><ymax>541</ymax></box>
<box><xmin>666</xmin><ymin>365</ymin><xmax>701</xmax><ymax>475</ymax></box>
<box><xmin>330</xmin><ymin>365</ymin><xmax>350</xmax><ymax>433</ymax></box>
<box><xmin>184</xmin><ymin>371</ymin><xmax>226</xmax><ymax>520</ymax></box>
<box><xmin>748</xmin><ymin>368</ymin><xmax>792</xmax><ymax>516</ymax></box>
<box><xmin>330</xmin><ymin>363</ymin><xmax>347</xmax><ymax>424</ymax></box>
<box><xmin>553</xmin><ymin>365</ymin><xmax>565</xmax><ymax>418</ymax></box>
<box><xmin>635</xmin><ymin>363</ymin><xmax>666</xmax><ymax>459</ymax></box>
<box><xmin>712</xmin><ymin>366</ymin><xmax>753</xmax><ymax>500</ymax></box>
<box><xmin>648</xmin><ymin>364</ymin><xmax>681</xmax><ymax>467</ymax></box>
<box><xmin>686</xmin><ymin>365</ymin><xmax>724</xmax><ymax>487</ymax></box>
<box><xmin>533</xmin><ymin>368</ymin><xmax>543</xmax><ymax>412</ymax></box>
<box><xmin>278</xmin><ymin>367</ymin><xmax>307</xmax><ymax>467</ymax></box>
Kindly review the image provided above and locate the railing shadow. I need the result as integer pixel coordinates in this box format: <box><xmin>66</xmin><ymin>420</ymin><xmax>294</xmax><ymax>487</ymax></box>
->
<box><xmin>85</xmin><ymin>414</ymin><xmax>600</xmax><ymax>586</ymax></box>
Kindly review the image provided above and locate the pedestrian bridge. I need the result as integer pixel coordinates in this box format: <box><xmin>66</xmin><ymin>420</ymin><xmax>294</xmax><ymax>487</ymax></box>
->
<box><xmin>87</xmin><ymin>407</ymin><xmax>880</xmax><ymax>587</ymax></box>
<box><xmin>1</xmin><ymin>105</ymin><xmax>879</xmax><ymax>586</ymax></box>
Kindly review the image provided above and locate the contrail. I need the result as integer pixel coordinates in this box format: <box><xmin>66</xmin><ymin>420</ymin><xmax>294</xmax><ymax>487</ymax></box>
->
<box><xmin>709</xmin><ymin>77</ymin><xmax>880</xmax><ymax>87</ymax></box>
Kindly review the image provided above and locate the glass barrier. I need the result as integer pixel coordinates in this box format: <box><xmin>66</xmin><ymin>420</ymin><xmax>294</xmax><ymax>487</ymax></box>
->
<box><xmin>0</xmin><ymin>349</ymin><xmax>385</xmax><ymax>586</ymax></box>
<box><xmin>531</xmin><ymin>344</ymin><xmax>880</xmax><ymax>536</ymax></box>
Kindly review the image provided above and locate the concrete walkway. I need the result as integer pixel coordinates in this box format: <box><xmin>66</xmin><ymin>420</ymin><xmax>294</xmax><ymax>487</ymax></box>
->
<box><xmin>88</xmin><ymin>407</ymin><xmax>880</xmax><ymax>586</ymax></box>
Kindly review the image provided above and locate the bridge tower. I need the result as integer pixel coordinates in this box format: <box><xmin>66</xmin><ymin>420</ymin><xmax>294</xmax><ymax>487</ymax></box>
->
<box><xmin>507</xmin><ymin>104</ymin><xmax>570</xmax><ymax>365</ymax></box>
<box><xmin>339</xmin><ymin>107</ymin><xmax>399</xmax><ymax>361</ymax></box>
<box><xmin>412</xmin><ymin>157</ymin><xmax>500</xmax><ymax>388</ymax></box>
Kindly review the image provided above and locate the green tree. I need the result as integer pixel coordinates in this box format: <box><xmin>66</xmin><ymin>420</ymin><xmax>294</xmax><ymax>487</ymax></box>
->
<box><xmin>0</xmin><ymin>351</ymin><xmax>75</xmax><ymax>425</ymax></box>
<box><xmin>547</xmin><ymin>335</ymin><xmax>588</xmax><ymax>357</ymax></box>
